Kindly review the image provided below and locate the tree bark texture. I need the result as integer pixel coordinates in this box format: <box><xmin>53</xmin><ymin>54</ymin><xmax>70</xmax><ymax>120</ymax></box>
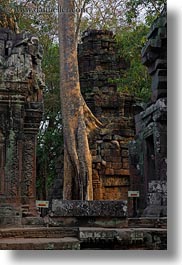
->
<box><xmin>58</xmin><ymin>0</ymin><xmax>101</xmax><ymax>200</ymax></box>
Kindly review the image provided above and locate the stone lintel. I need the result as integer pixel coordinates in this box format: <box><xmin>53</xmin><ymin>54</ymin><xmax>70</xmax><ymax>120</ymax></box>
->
<box><xmin>52</xmin><ymin>200</ymin><xmax>127</xmax><ymax>217</ymax></box>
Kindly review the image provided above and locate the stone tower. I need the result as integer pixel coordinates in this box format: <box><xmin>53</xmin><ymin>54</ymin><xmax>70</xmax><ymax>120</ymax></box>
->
<box><xmin>78</xmin><ymin>30</ymin><xmax>138</xmax><ymax>201</ymax></box>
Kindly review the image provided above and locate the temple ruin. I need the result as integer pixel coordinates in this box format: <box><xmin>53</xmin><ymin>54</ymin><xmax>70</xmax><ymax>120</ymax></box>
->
<box><xmin>0</xmin><ymin>29</ymin><xmax>44</xmax><ymax>223</ymax></box>
<box><xmin>128</xmin><ymin>8</ymin><xmax>167</xmax><ymax>217</ymax></box>
<box><xmin>78</xmin><ymin>29</ymin><xmax>138</xmax><ymax>201</ymax></box>
<box><xmin>0</xmin><ymin>9</ymin><xmax>167</xmax><ymax>250</ymax></box>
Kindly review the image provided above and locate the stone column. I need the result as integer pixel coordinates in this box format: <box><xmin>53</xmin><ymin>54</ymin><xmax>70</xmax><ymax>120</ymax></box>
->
<box><xmin>21</xmin><ymin>104</ymin><xmax>43</xmax><ymax>216</ymax></box>
<box><xmin>21</xmin><ymin>133</ymin><xmax>37</xmax><ymax>214</ymax></box>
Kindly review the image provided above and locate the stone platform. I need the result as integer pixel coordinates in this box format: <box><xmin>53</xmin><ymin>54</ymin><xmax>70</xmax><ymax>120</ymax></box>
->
<box><xmin>79</xmin><ymin>227</ymin><xmax>167</xmax><ymax>250</ymax></box>
<box><xmin>0</xmin><ymin>226</ymin><xmax>167</xmax><ymax>250</ymax></box>
<box><xmin>0</xmin><ymin>227</ymin><xmax>80</xmax><ymax>250</ymax></box>
<box><xmin>49</xmin><ymin>200</ymin><xmax>128</xmax><ymax>228</ymax></box>
<box><xmin>0</xmin><ymin>200</ymin><xmax>167</xmax><ymax>250</ymax></box>
<box><xmin>0</xmin><ymin>237</ymin><xmax>80</xmax><ymax>250</ymax></box>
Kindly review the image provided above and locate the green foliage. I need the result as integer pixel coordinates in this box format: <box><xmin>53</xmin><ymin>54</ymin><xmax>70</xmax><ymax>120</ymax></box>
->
<box><xmin>125</xmin><ymin>0</ymin><xmax>167</xmax><ymax>25</ymax></box>
<box><xmin>36</xmin><ymin>43</ymin><xmax>61</xmax><ymax>198</ymax></box>
<box><xmin>36</xmin><ymin>113</ymin><xmax>63</xmax><ymax>199</ymax></box>
<box><xmin>115</xmin><ymin>24</ymin><xmax>151</xmax><ymax>101</ymax></box>
<box><xmin>43</xmin><ymin>43</ymin><xmax>60</xmax><ymax>86</ymax></box>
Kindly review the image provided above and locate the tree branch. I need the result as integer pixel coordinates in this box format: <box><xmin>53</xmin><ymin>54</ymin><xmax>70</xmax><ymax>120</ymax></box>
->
<box><xmin>75</xmin><ymin>0</ymin><xmax>88</xmax><ymax>41</ymax></box>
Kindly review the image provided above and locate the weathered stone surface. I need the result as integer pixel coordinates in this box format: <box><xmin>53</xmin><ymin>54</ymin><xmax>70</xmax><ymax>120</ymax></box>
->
<box><xmin>128</xmin><ymin>8</ymin><xmax>167</xmax><ymax>218</ymax></box>
<box><xmin>0</xmin><ymin>227</ymin><xmax>78</xmax><ymax>239</ymax></box>
<box><xmin>21</xmin><ymin>217</ymin><xmax>45</xmax><ymax>226</ymax></box>
<box><xmin>48</xmin><ymin>216</ymin><xmax>128</xmax><ymax>229</ymax></box>
<box><xmin>0</xmin><ymin>237</ymin><xmax>80</xmax><ymax>250</ymax></box>
<box><xmin>0</xmin><ymin>227</ymin><xmax>80</xmax><ymax>250</ymax></box>
<box><xmin>79</xmin><ymin>227</ymin><xmax>167</xmax><ymax>250</ymax></box>
<box><xmin>0</xmin><ymin>28</ymin><xmax>44</xmax><ymax>220</ymax></box>
<box><xmin>141</xmin><ymin>8</ymin><xmax>167</xmax><ymax>102</ymax></box>
<box><xmin>142</xmin><ymin>205</ymin><xmax>167</xmax><ymax>218</ymax></box>
<box><xmin>128</xmin><ymin>217</ymin><xmax>167</xmax><ymax>229</ymax></box>
<box><xmin>0</xmin><ymin>226</ymin><xmax>167</xmax><ymax>250</ymax></box>
<box><xmin>78</xmin><ymin>30</ymin><xmax>138</xmax><ymax>201</ymax></box>
<box><xmin>52</xmin><ymin>200</ymin><xmax>127</xmax><ymax>217</ymax></box>
<box><xmin>102</xmin><ymin>176</ymin><xmax>129</xmax><ymax>187</ymax></box>
<box><xmin>0</xmin><ymin>206</ymin><xmax>22</xmax><ymax>226</ymax></box>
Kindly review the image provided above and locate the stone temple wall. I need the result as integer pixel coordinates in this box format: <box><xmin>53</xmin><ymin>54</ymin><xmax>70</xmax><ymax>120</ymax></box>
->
<box><xmin>78</xmin><ymin>30</ymin><xmax>138</xmax><ymax>201</ymax></box>
<box><xmin>0</xmin><ymin>28</ymin><xmax>44</xmax><ymax>223</ymax></box>
<box><xmin>128</xmin><ymin>8</ymin><xmax>167</xmax><ymax>217</ymax></box>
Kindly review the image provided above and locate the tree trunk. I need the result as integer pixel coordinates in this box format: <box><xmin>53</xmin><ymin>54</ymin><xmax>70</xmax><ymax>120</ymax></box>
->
<box><xmin>58</xmin><ymin>0</ymin><xmax>101</xmax><ymax>200</ymax></box>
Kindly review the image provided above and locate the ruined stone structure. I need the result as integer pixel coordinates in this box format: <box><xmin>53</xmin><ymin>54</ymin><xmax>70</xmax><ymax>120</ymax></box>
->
<box><xmin>0</xmin><ymin>21</ymin><xmax>167</xmax><ymax>251</ymax></box>
<box><xmin>0</xmin><ymin>28</ymin><xmax>44</xmax><ymax>223</ymax></box>
<box><xmin>128</xmin><ymin>9</ymin><xmax>167</xmax><ymax>217</ymax></box>
<box><xmin>78</xmin><ymin>30</ymin><xmax>138</xmax><ymax>201</ymax></box>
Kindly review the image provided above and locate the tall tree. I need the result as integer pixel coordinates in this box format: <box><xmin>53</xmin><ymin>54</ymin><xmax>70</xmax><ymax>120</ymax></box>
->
<box><xmin>58</xmin><ymin>0</ymin><xmax>101</xmax><ymax>200</ymax></box>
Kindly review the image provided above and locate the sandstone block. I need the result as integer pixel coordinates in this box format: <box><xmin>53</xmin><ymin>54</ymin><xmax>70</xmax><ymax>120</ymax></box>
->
<box><xmin>111</xmin><ymin>162</ymin><xmax>122</xmax><ymax>169</ymax></box>
<box><xmin>105</xmin><ymin>168</ymin><xmax>115</xmax><ymax>175</ymax></box>
<box><xmin>122</xmin><ymin>162</ymin><xmax>129</xmax><ymax>169</ymax></box>
<box><xmin>114</xmin><ymin>169</ymin><xmax>129</xmax><ymax>176</ymax></box>
<box><xmin>52</xmin><ymin>200</ymin><xmax>128</xmax><ymax>217</ymax></box>
<box><xmin>121</xmin><ymin>149</ymin><xmax>129</xmax><ymax>157</ymax></box>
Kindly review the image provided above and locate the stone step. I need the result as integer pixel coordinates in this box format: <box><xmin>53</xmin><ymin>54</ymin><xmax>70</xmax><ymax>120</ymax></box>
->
<box><xmin>0</xmin><ymin>237</ymin><xmax>80</xmax><ymax>250</ymax></box>
<box><xmin>0</xmin><ymin>227</ymin><xmax>167</xmax><ymax>250</ymax></box>
<box><xmin>128</xmin><ymin>217</ymin><xmax>167</xmax><ymax>229</ymax></box>
<box><xmin>79</xmin><ymin>227</ymin><xmax>167</xmax><ymax>250</ymax></box>
<box><xmin>0</xmin><ymin>227</ymin><xmax>78</xmax><ymax>239</ymax></box>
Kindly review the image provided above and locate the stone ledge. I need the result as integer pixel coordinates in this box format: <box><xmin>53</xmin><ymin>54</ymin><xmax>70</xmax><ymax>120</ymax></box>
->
<box><xmin>79</xmin><ymin>227</ymin><xmax>167</xmax><ymax>250</ymax></box>
<box><xmin>0</xmin><ymin>227</ymin><xmax>78</xmax><ymax>239</ymax></box>
<box><xmin>128</xmin><ymin>217</ymin><xmax>167</xmax><ymax>229</ymax></box>
<box><xmin>0</xmin><ymin>237</ymin><xmax>80</xmax><ymax>250</ymax></box>
<box><xmin>52</xmin><ymin>200</ymin><xmax>127</xmax><ymax>217</ymax></box>
<box><xmin>48</xmin><ymin>216</ymin><xmax>128</xmax><ymax>228</ymax></box>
